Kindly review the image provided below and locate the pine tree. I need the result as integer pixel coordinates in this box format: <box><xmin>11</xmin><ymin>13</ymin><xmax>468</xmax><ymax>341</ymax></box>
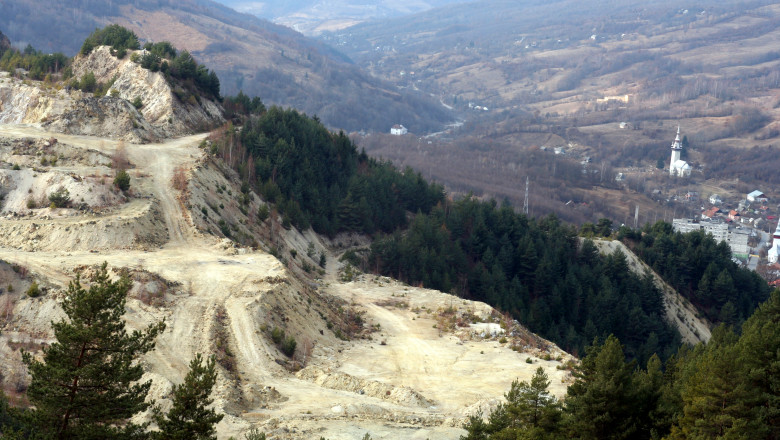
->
<box><xmin>460</xmin><ymin>367</ymin><xmax>562</xmax><ymax>439</ymax></box>
<box><xmin>504</xmin><ymin>367</ymin><xmax>563</xmax><ymax>438</ymax></box>
<box><xmin>565</xmin><ymin>335</ymin><xmax>641</xmax><ymax>440</ymax></box>
<box><xmin>735</xmin><ymin>290</ymin><xmax>780</xmax><ymax>438</ymax></box>
<box><xmin>153</xmin><ymin>354</ymin><xmax>223</xmax><ymax>440</ymax></box>
<box><xmin>668</xmin><ymin>326</ymin><xmax>753</xmax><ymax>439</ymax></box>
<box><xmin>21</xmin><ymin>263</ymin><xmax>165</xmax><ymax>440</ymax></box>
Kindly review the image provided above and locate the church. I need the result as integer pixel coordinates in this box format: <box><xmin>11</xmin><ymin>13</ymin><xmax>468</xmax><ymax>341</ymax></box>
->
<box><xmin>669</xmin><ymin>127</ymin><xmax>691</xmax><ymax>176</ymax></box>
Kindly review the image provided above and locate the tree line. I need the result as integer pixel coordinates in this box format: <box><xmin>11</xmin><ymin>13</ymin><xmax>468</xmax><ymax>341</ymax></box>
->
<box><xmin>620</xmin><ymin>221</ymin><xmax>770</xmax><ymax>327</ymax></box>
<box><xmin>0</xmin><ymin>38</ymin><xmax>68</xmax><ymax>81</ymax></box>
<box><xmin>0</xmin><ymin>25</ymin><xmax>220</xmax><ymax>102</ymax></box>
<box><xmin>211</xmin><ymin>105</ymin><xmax>445</xmax><ymax>236</ymax></box>
<box><xmin>463</xmin><ymin>290</ymin><xmax>780</xmax><ymax>439</ymax></box>
<box><xmin>367</xmin><ymin>198</ymin><xmax>679</xmax><ymax>364</ymax></box>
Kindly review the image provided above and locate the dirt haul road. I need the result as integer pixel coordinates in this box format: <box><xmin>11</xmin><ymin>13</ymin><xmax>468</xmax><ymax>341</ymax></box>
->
<box><xmin>0</xmin><ymin>124</ymin><xmax>572</xmax><ymax>439</ymax></box>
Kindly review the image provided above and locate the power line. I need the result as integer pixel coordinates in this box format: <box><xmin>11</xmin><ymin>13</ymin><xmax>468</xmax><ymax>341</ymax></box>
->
<box><xmin>523</xmin><ymin>176</ymin><xmax>529</xmax><ymax>215</ymax></box>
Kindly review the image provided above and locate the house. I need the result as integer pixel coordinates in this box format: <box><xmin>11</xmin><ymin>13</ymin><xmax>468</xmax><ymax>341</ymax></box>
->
<box><xmin>685</xmin><ymin>191</ymin><xmax>698</xmax><ymax>201</ymax></box>
<box><xmin>747</xmin><ymin>190</ymin><xmax>768</xmax><ymax>203</ymax></box>
<box><xmin>702</xmin><ymin>207</ymin><xmax>720</xmax><ymax>219</ymax></box>
<box><xmin>728</xmin><ymin>210</ymin><xmax>741</xmax><ymax>221</ymax></box>
<box><xmin>390</xmin><ymin>124</ymin><xmax>408</xmax><ymax>136</ymax></box>
<box><xmin>709</xmin><ymin>194</ymin><xmax>722</xmax><ymax>205</ymax></box>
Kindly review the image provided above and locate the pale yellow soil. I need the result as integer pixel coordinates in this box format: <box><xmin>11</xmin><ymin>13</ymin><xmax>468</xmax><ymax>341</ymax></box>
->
<box><xmin>0</xmin><ymin>124</ymin><xmax>573</xmax><ymax>439</ymax></box>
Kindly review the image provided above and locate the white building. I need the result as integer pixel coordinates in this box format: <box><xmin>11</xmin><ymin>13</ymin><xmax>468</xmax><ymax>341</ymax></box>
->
<box><xmin>769</xmin><ymin>222</ymin><xmax>780</xmax><ymax>264</ymax></box>
<box><xmin>669</xmin><ymin>127</ymin><xmax>691</xmax><ymax>176</ymax></box>
<box><xmin>390</xmin><ymin>124</ymin><xmax>408</xmax><ymax>136</ymax></box>
<box><xmin>672</xmin><ymin>218</ymin><xmax>746</xmax><ymax>256</ymax></box>
<box><xmin>729</xmin><ymin>230</ymin><xmax>750</xmax><ymax>256</ymax></box>
<box><xmin>747</xmin><ymin>190</ymin><xmax>768</xmax><ymax>203</ymax></box>
<box><xmin>709</xmin><ymin>194</ymin><xmax>722</xmax><ymax>205</ymax></box>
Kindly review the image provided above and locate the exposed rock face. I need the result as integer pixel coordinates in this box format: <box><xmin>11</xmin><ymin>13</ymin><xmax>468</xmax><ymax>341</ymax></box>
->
<box><xmin>44</xmin><ymin>96</ymin><xmax>157</xmax><ymax>143</ymax></box>
<box><xmin>0</xmin><ymin>46</ymin><xmax>224</xmax><ymax>142</ymax></box>
<box><xmin>70</xmin><ymin>46</ymin><xmax>224</xmax><ymax>139</ymax></box>
<box><xmin>0</xmin><ymin>73</ymin><xmax>74</xmax><ymax>124</ymax></box>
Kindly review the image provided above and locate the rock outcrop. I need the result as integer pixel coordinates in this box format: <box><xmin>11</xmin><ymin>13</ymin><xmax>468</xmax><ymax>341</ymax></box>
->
<box><xmin>69</xmin><ymin>46</ymin><xmax>224</xmax><ymax>139</ymax></box>
<box><xmin>0</xmin><ymin>46</ymin><xmax>224</xmax><ymax>142</ymax></box>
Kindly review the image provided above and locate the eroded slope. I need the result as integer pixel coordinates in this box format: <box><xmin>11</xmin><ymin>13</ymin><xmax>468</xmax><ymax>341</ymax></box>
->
<box><xmin>0</xmin><ymin>124</ymin><xmax>572</xmax><ymax>439</ymax></box>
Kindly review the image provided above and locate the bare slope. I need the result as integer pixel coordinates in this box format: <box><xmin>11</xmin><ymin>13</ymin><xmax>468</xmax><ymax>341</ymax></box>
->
<box><xmin>0</xmin><ymin>124</ymin><xmax>571</xmax><ymax>439</ymax></box>
<box><xmin>592</xmin><ymin>239</ymin><xmax>711</xmax><ymax>345</ymax></box>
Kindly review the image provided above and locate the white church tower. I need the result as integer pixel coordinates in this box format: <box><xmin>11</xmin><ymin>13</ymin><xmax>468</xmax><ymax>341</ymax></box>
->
<box><xmin>669</xmin><ymin>126</ymin><xmax>691</xmax><ymax>176</ymax></box>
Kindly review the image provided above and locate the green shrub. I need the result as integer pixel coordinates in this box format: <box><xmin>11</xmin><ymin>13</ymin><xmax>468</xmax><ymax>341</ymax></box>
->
<box><xmin>280</xmin><ymin>336</ymin><xmax>297</xmax><ymax>357</ymax></box>
<box><xmin>26</xmin><ymin>196</ymin><xmax>37</xmax><ymax>209</ymax></box>
<box><xmin>79</xmin><ymin>72</ymin><xmax>97</xmax><ymax>93</ymax></box>
<box><xmin>218</xmin><ymin>219</ymin><xmax>231</xmax><ymax>237</ymax></box>
<box><xmin>257</xmin><ymin>204</ymin><xmax>269</xmax><ymax>222</ymax></box>
<box><xmin>26</xmin><ymin>282</ymin><xmax>40</xmax><ymax>297</ymax></box>
<box><xmin>244</xmin><ymin>428</ymin><xmax>266</xmax><ymax>440</ymax></box>
<box><xmin>132</xmin><ymin>97</ymin><xmax>143</xmax><ymax>109</ymax></box>
<box><xmin>270</xmin><ymin>327</ymin><xmax>284</xmax><ymax>344</ymax></box>
<box><xmin>48</xmin><ymin>186</ymin><xmax>70</xmax><ymax>208</ymax></box>
<box><xmin>114</xmin><ymin>169</ymin><xmax>130</xmax><ymax>192</ymax></box>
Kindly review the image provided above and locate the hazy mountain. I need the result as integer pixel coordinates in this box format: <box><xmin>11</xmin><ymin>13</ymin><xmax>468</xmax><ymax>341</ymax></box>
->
<box><xmin>213</xmin><ymin>0</ymin><xmax>467</xmax><ymax>35</ymax></box>
<box><xmin>0</xmin><ymin>0</ymin><xmax>452</xmax><ymax>133</ymax></box>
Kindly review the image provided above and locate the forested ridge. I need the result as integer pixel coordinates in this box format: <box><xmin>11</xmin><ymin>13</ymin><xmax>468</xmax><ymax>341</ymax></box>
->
<box><xmin>368</xmin><ymin>200</ymin><xmax>679</xmax><ymax>363</ymax></box>
<box><xmin>620</xmin><ymin>222</ymin><xmax>770</xmax><ymax>327</ymax></box>
<box><xmin>215</xmin><ymin>105</ymin><xmax>772</xmax><ymax>368</ymax></box>
<box><xmin>211</xmin><ymin>106</ymin><xmax>445</xmax><ymax>236</ymax></box>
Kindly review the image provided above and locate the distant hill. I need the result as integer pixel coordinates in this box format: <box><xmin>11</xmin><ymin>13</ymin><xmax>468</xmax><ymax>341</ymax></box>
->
<box><xmin>214</xmin><ymin>0</ymin><xmax>466</xmax><ymax>35</ymax></box>
<box><xmin>321</xmin><ymin>0</ymin><xmax>780</xmax><ymax>224</ymax></box>
<box><xmin>325</xmin><ymin>0</ymin><xmax>780</xmax><ymax>144</ymax></box>
<box><xmin>0</xmin><ymin>0</ymin><xmax>452</xmax><ymax>133</ymax></box>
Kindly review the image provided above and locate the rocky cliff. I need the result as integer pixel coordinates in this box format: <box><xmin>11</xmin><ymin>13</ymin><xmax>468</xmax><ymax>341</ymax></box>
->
<box><xmin>69</xmin><ymin>46</ymin><xmax>224</xmax><ymax>139</ymax></box>
<box><xmin>0</xmin><ymin>46</ymin><xmax>223</xmax><ymax>142</ymax></box>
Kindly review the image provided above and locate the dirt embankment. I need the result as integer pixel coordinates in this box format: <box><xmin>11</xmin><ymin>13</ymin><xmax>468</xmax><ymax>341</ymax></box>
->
<box><xmin>592</xmin><ymin>239</ymin><xmax>711</xmax><ymax>344</ymax></box>
<box><xmin>0</xmin><ymin>124</ymin><xmax>574</xmax><ymax>439</ymax></box>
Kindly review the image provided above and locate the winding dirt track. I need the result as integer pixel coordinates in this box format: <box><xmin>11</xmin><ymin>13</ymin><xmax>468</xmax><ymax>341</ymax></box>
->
<box><xmin>0</xmin><ymin>124</ymin><xmax>294</xmax><ymax>435</ymax></box>
<box><xmin>0</xmin><ymin>124</ymin><xmax>573</xmax><ymax>439</ymax></box>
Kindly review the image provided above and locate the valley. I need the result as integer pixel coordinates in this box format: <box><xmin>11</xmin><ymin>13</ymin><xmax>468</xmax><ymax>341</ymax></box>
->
<box><xmin>324</xmin><ymin>0</ymin><xmax>780</xmax><ymax>227</ymax></box>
